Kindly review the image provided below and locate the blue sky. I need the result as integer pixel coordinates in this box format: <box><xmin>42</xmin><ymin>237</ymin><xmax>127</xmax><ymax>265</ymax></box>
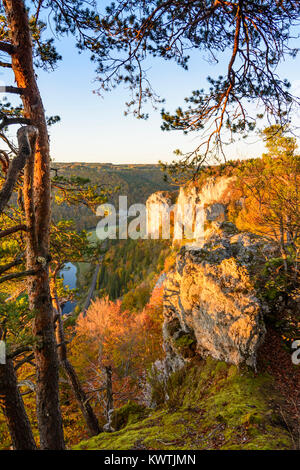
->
<box><xmin>1</xmin><ymin>9</ymin><xmax>299</xmax><ymax>165</ymax></box>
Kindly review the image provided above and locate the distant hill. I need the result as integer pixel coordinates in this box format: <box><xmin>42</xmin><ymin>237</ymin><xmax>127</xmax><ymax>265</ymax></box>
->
<box><xmin>51</xmin><ymin>162</ymin><xmax>177</xmax><ymax>230</ymax></box>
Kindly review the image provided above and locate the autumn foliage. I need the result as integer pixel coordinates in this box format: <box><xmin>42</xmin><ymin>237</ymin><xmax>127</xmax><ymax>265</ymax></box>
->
<box><xmin>71</xmin><ymin>286</ymin><xmax>164</xmax><ymax>417</ymax></box>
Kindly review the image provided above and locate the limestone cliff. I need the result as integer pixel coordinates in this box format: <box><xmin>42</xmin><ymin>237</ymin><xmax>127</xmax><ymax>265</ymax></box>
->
<box><xmin>176</xmin><ymin>175</ymin><xmax>236</xmax><ymax>233</ymax></box>
<box><xmin>146</xmin><ymin>176</ymin><xmax>269</xmax><ymax>370</ymax></box>
<box><xmin>146</xmin><ymin>176</ymin><xmax>236</xmax><ymax>240</ymax></box>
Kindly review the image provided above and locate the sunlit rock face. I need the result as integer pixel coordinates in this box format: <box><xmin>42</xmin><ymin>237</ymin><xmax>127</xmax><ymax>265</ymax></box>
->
<box><xmin>146</xmin><ymin>176</ymin><xmax>236</xmax><ymax>240</ymax></box>
<box><xmin>146</xmin><ymin>191</ymin><xmax>176</xmax><ymax>239</ymax></box>
<box><xmin>163</xmin><ymin>224</ymin><xmax>270</xmax><ymax>371</ymax></box>
<box><xmin>176</xmin><ymin>176</ymin><xmax>236</xmax><ymax>235</ymax></box>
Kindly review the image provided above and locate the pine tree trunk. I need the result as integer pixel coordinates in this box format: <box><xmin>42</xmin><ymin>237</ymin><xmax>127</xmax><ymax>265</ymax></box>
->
<box><xmin>3</xmin><ymin>0</ymin><xmax>65</xmax><ymax>449</ymax></box>
<box><xmin>51</xmin><ymin>279</ymin><xmax>101</xmax><ymax>437</ymax></box>
<box><xmin>0</xmin><ymin>360</ymin><xmax>36</xmax><ymax>450</ymax></box>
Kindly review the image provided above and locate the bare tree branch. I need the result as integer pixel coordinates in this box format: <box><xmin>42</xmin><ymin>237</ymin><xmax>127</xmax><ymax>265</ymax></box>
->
<box><xmin>0</xmin><ymin>268</ymin><xmax>39</xmax><ymax>285</ymax></box>
<box><xmin>0</xmin><ymin>86</ymin><xmax>27</xmax><ymax>95</ymax></box>
<box><xmin>0</xmin><ymin>41</ymin><xmax>16</xmax><ymax>55</ymax></box>
<box><xmin>14</xmin><ymin>353</ymin><xmax>35</xmax><ymax>370</ymax></box>
<box><xmin>0</xmin><ymin>224</ymin><xmax>28</xmax><ymax>239</ymax></box>
<box><xmin>0</xmin><ymin>61</ymin><xmax>12</xmax><ymax>68</ymax></box>
<box><xmin>0</xmin><ymin>126</ymin><xmax>38</xmax><ymax>215</ymax></box>
<box><xmin>0</xmin><ymin>117</ymin><xmax>32</xmax><ymax>130</ymax></box>
<box><xmin>8</xmin><ymin>346</ymin><xmax>33</xmax><ymax>360</ymax></box>
<box><xmin>0</xmin><ymin>253</ymin><xmax>24</xmax><ymax>276</ymax></box>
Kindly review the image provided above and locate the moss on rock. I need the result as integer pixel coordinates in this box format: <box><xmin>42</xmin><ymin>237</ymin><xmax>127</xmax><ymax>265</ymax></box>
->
<box><xmin>173</xmin><ymin>332</ymin><xmax>197</xmax><ymax>358</ymax></box>
<box><xmin>111</xmin><ymin>401</ymin><xmax>149</xmax><ymax>431</ymax></box>
<box><xmin>73</xmin><ymin>358</ymin><xmax>292</xmax><ymax>451</ymax></box>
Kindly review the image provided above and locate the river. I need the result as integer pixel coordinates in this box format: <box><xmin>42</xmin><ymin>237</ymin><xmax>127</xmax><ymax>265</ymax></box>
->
<box><xmin>60</xmin><ymin>262</ymin><xmax>77</xmax><ymax>314</ymax></box>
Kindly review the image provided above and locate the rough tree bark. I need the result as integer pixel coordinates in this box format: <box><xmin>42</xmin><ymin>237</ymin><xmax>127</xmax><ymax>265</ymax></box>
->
<box><xmin>50</xmin><ymin>277</ymin><xmax>101</xmax><ymax>437</ymax></box>
<box><xmin>0</xmin><ymin>359</ymin><xmax>36</xmax><ymax>450</ymax></box>
<box><xmin>3</xmin><ymin>0</ymin><xmax>65</xmax><ymax>449</ymax></box>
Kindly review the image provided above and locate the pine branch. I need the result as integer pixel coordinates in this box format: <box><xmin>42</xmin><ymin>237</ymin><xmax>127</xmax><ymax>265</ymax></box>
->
<box><xmin>0</xmin><ymin>61</ymin><xmax>12</xmax><ymax>68</ymax></box>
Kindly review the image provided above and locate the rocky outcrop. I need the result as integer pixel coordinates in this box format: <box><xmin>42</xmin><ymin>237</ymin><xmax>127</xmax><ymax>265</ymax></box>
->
<box><xmin>163</xmin><ymin>223</ymin><xmax>271</xmax><ymax>371</ymax></box>
<box><xmin>146</xmin><ymin>191</ymin><xmax>177</xmax><ymax>238</ymax></box>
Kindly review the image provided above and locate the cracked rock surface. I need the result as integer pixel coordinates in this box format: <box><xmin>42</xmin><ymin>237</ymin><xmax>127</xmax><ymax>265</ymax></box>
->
<box><xmin>163</xmin><ymin>223</ymin><xmax>272</xmax><ymax>371</ymax></box>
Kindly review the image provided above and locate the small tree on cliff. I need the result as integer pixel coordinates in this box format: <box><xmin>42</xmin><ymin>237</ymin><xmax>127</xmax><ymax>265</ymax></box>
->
<box><xmin>74</xmin><ymin>286</ymin><xmax>164</xmax><ymax>418</ymax></box>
